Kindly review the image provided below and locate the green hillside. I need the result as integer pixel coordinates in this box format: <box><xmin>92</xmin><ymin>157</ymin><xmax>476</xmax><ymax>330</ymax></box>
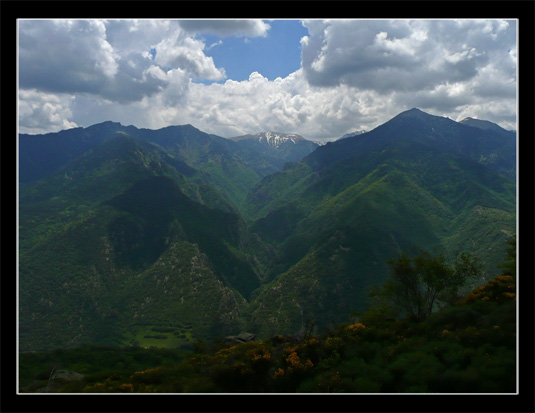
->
<box><xmin>18</xmin><ymin>137</ymin><xmax>273</xmax><ymax>351</ymax></box>
<box><xmin>241</xmin><ymin>116</ymin><xmax>515</xmax><ymax>337</ymax></box>
<box><xmin>19</xmin><ymin>122</ymin><xmax>281</xmax><ymax>214</ymax></box>
<box><xmin>18</xmin><ymin>109</ymin><xmax>516</xmax><ymax>353</ymax></box>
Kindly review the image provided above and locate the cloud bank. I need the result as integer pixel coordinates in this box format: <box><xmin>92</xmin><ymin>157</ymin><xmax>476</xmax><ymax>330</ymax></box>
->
<box><xmin>18</xmin><ymin>19</ymin><xmax>517</xmax><ymax>139</ymax></box>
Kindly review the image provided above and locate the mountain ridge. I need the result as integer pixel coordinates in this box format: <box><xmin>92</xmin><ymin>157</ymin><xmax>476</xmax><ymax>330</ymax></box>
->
<box><xmin>231</xmin><ymin>131</ymin><xmax>308</xmax><ymax>146</ymax></box>
<box><xmin>302</xmin><ymin>108</ymin><xmax>516</xmax><ymax>181</ymax></box>
<box><xmin>18</xmin><ymin>108</ymin><xmax>516</xmax><ymax>350</ymax></box>
<box><xmin>228</xmin><ymin>131</ymin><xmax>320</xmax><ymax>169</ymax></box>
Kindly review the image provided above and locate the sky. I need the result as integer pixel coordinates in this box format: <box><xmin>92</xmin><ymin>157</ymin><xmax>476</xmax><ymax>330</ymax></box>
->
<box><xmin>17</xmin><ymin>19</ymin><xmax>517</xmax><ymax>141</ymax></box>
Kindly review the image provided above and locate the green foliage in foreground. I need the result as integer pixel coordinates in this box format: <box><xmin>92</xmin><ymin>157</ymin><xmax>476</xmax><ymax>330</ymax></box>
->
<box><xmin>19</xmin><ymin>274</ymin><xmax>516</xmax><ymax>393</ymax></box>
<box><xmin>371</xmin><ymin>250</ymin><xmax>482</xmax><ymax>321</ymax></box>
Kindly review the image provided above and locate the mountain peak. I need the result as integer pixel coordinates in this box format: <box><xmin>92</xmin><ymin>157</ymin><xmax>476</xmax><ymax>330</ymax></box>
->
<box><xmin>406</xmin><ymin>107</ymin><xmax>425</xmax><ymax>113</ymax></box>
<box><xmin>231</xmin><ymin>132</ymin><xmax>308</xmax><ymax>148</ymax></box>
<box><xmin>396</xmin><ymin>107</ymin><xmax>431</xmax><ymax>119</ymax></box>
<box><xmin>261</xmin><ymin>132</ymin><xmax>306</xmax><ymax>146</ymax></box>
<box><xmin>389</xmin><ymin>108</ymin><xmax>461</xmax><ymax>129</ymax></box>
<box><xmin>86</xmin><ymin>120</ymin><xmax>123</xmax><ymax>130</ymax></box>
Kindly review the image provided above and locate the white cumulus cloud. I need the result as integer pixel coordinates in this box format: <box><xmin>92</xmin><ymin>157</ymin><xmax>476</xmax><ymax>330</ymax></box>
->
<box><xmin>300</xmin><ymin>19</ymin><xmax>515</xmax><ymax>96</ymax></box>
<box><xmin>153</xmin><ymin>31</ymin><xmax>225</xmax><ymax>80</ymax></box>
<box><xmin>18</xmin><ymin>19</ymin><xmax>517</xmax><ymax>139</ymax></box>
<box><xmin>19</xmin><ymin>89</ymin><xmax>78</xmax><ymax>134</ymax></box>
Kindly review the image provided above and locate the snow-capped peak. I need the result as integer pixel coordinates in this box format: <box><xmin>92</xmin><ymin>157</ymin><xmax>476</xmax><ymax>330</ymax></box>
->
<box><xmin>254</xmin><ymin>132</ymin><xmax>306</xmax><ymax>148</ymax></box>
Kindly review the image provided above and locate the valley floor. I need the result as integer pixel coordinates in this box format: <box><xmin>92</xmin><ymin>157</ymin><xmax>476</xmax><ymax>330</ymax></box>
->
<box><xmin>19</xmin><ymin>274</ymin><xmax>517</xmax><ymax>394</ymax></box>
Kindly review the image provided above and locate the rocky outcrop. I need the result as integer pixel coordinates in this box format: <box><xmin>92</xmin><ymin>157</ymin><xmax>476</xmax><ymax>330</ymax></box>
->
<box><xmin>22</xmin><ymin>369</ymin><xmax>85</xmax><ymax>393</ymax></box>
<box><xmin>225</xmin><ymin>331</ymin><xmax>256</xmax><ymax>345</ymax></box>
<box><xmin>51</xmin><ymin>369</ymin><xmax>84</xmax><ymax>381</ymax></box>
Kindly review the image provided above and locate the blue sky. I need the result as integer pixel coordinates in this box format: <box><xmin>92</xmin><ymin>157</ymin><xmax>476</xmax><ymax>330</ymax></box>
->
<box><xmin>202</xmin><ymin>20</ymin><xmax>309</xmax><ymax>82</ymax></box>
<box><xmin>18</xmin><ymin>19</ymin><xmax>517</xmax><ymax>140</ymax></box>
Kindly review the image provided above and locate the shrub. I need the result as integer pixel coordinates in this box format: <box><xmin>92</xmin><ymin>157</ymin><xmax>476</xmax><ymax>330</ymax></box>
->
<box><xmin>459</xmin><ymin>275</ymin><xmax>516</xmax><ymax>304</ymax></box>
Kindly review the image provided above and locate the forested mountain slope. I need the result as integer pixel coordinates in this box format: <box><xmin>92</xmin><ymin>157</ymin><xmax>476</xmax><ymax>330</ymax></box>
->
<box><xmin>243</xmin><ymin>109</ymin><xmax>515</xmax><ymax>337</ymax></box>
<box><xmin>19</xmin><ymin>134</ymin><xmax>273</xmax><ymax>351</ymax></box>
<box><xmin>18</xmin><ymin>108</ymin><xmax>516</xmax><ymax>350</ymax></box>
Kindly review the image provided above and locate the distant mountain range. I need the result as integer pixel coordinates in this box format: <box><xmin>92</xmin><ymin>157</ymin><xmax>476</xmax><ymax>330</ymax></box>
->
<box><xmin>18</xmin><ymin>108</ymin><xmax>516</xmax><ymax>351</ymax></box>
<box><xmin>19</xmin><ymin>122</ymin><xmax>280</xmax><ymax>211</ymax></box>
<box><xmin>229</xmin><ymin>131</ymin><xmax>320</xmax><ymax>169</ymax></box>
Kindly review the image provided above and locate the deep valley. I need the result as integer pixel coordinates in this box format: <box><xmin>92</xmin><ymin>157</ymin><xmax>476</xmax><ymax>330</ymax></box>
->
<box><xmin>17</xmin><ymin>108</ymin><xmax>517</xmax><ymax>394</ymax></box>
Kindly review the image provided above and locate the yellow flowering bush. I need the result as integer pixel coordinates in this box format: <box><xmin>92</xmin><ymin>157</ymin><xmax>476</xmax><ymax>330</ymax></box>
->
<box><xmin>286</xmin><ymin>351</ymin><xmax>302</xmax><ymax>368</ymax></box>
<box><xmin>82</xmin><ymin>382</ymin><xmax>108</xmax><ymax>392</ymax></box>
<box><xmin>324</xmin><ymin>336</ymin><xmax>343</xmax><ymax>351</ymax></box>
<box><xmin>270</xmin><ymin>341</ymin><xmax>316</xmax><ymax>382</ymax></box>
<box><xmin>503</xmin><ymin>292</ymin><xmax>516</xmax><ymax>300</ymax></box>
<box><xmin>273</xmin><ymin>367</ymin><xmax>285</xmax><ymax>378</ymax></box>
<box><xmin>132</xmin><ymin>366</ymin><xmax>161</xmax><ymax>377</ymax></box>
<box><xmin>249</xmin><ymin>345</ymin><xmax>271</xmax><ymax>362</ymax></box>
<box><xmin>461</xmin><ymin>275</ymin><xmax>516</xmax><ymax>304</ymax></box>
<box><xmin>347</xmin><ymin>322</ymin><xmax>366</xmax><ymax>336</ymax></box>
<box><xmin>283</xmin><ymin>346</ymin><xmax>313</xmax><ymax>370</ymax></box>
<box><xmin>118</xmin><ymin>383</ymin><xmax>134</xmax><ymax>392</ymax></box>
